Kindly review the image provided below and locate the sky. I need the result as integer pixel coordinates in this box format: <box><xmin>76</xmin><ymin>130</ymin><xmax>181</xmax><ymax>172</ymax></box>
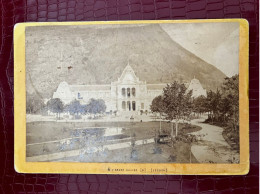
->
<box><xmin>160</xmin><ymin>22</ymin><xmax>239</xmax><ymax>77</ymax></box>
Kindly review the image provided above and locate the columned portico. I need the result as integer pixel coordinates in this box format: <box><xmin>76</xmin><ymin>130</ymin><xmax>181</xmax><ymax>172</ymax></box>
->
<box><xmin>120</xmin><ymin>86</ymin><xmax>137</xmax><ymax>111</ymax></box>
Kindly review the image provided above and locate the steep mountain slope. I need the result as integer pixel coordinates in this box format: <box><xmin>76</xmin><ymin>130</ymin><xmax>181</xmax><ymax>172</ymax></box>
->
<box><xmin>26</xmin><ymin>24</ymin><xmax>227</xmax><ymax>98</ymax></box>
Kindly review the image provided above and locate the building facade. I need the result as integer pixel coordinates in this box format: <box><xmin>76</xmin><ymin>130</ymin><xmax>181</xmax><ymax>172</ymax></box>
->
<box><xmin>53</xmin><ymin>65</ymin><xmax>206</xmax><ymax>113</ymax></box>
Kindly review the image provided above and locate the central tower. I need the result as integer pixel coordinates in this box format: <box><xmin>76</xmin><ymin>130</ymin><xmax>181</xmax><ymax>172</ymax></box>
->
<box><xmin>112</xmin><ymin>65</ymin><xmax>147</xmax><ymax>114</ymax></box>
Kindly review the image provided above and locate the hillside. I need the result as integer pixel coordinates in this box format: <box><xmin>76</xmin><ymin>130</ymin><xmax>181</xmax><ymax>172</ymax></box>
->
<box><xmin>25</xmin><ymin>24</ymin><xmax>226</xmax><ymax>98</ymax></box>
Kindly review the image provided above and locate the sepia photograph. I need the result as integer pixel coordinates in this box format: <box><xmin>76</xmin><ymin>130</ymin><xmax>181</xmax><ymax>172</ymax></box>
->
<box><xmin>25</xmin><ymin>22</ymin><xmax>240</xmax><ymax>164</ymax></box>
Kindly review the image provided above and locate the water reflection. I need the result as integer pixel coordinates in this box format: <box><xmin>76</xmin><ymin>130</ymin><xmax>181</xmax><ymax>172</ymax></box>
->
<box><xmin>71</xmin><ymin>127</ymin><xmax>129</xmax><ymax>141</ymax></box>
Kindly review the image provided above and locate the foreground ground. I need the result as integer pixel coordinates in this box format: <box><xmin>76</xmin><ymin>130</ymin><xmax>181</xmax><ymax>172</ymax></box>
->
<box><xmin>26</xmin><ymin>120</ymin><xmax>200</xmax><ymax>163</ymax></box>
<box><xmin>26</xmin><ymin>115</ymin><xmax>239</xmax><ymax>164</ymax></box>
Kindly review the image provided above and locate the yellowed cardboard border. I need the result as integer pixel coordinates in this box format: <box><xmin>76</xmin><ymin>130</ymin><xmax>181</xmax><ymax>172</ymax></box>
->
<box><xmin>14</xmin><ymin>19</ymin><xmax>249</xmax><ymax>175</ymax></box>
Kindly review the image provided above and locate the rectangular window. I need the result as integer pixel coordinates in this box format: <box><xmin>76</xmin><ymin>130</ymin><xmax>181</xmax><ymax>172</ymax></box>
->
<box><xmin>141</xmin><ymin>103</ymin><xmax>144</xmax><ymax>109</ymax></box>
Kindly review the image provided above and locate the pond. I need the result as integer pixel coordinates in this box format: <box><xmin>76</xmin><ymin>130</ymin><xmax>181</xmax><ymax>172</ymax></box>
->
<box><xmin>71</xmin><ymin>127</ymin><xmax>128</xmax><ymax>140</ymax></box>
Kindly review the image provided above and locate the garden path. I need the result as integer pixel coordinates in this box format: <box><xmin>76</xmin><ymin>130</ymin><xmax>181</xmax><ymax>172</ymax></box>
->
<box><xmin>190</xmin><ymin>117</ymin><xmax>239</xmax><ymax>163</ymax></box>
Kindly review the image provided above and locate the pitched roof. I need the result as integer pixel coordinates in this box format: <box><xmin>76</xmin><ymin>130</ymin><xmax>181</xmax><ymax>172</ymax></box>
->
<box><xmin>187</xmin><ymin>78</ymin><xmax>207</xmax><ymax>97</ymax></box>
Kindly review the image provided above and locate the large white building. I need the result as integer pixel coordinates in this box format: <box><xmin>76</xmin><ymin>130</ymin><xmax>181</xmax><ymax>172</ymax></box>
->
<box><xmin>53</xmin><ymin>65</ymin><xmax>206</xmax><ymax>113</ymax></box>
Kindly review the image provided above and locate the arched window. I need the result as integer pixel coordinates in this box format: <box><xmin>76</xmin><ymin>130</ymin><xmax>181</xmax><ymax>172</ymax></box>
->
<box><xmin>122</xmin><ymin>101</ymin><xmax>126</xmax><ymax>110</ymax></box>
<box><xmin>122</xmin><ymin>88</ymin><xmax>126</xmax><ymax>97</ymax></box>
<box><xmin>132</xmin><ymin>101</ymin><xmax>136</xmax><ymax>111</ymax></box>
<box><xmin>127</xmin><ymin>101</ymin><xmax>131</xmax><ymax>111</ymax></box>
<box><xmin>127</xmin><ymin>88</ymin><xmax>130</xmax><ymax>98</ymax></box>
<box><xmin>132</xmin><ymin>88</ymin><xmax>136</xmax><ymax>97</ymax></box>
<box><xmin>78</xmin><ymin>92</ymin><xmax>82</xmax><ymax>99</ymax></box>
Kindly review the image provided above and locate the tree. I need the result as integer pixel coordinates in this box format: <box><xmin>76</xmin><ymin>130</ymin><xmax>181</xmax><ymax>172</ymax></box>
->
<box><xmin>200</xmin><ymin>75</ymin><xmax>238</xmax><ymax>131</ymax></box>
<box><xmin>212</xmin><ymin>89</ymin><xmax>222</xmax><ymax>121</ymax></box>
<box><xmin>204</xmin><ymin>90</ymin><xmax>215</xmax><ymax>121</ymax></box>
<box><xmin>193</xmin><ymin>95</ymin><xmax>207</xmax><ymax>116</ymax></box>
<box><xmin>221</xmin><ymin>75</ymin><xmax>239</xmax><ymax>131</ymax></box>
<box><xmin>183</xmin><ymin>89</ymin><xmax>193</xmax><ymax>121</ymax></box>
<box><xmin>26</xmin><ymin>92</ymin><xmax>45</xmax><ymax>114</ymax></box>
<box><xmin>85</xmin><ymin>99</ymin><xmax>106</xmax><ymax>115</ymax></box>
<box><xmin>204</xmin><ymin>89</ymin><xmax>222</xmax><ymax>123</ymax></box>
<box><xmin>67</xmin><ymin>100</ymin><xmax>84</xmax><ymax>118</ymax></box>
<box><xmin>150</xmin><ymin>95</ymin><xmax>166</xmax><ymax>132</ymax></box>
<box><xmin>219</xmin><ymin>95</ymin><xmax>232</xmax><ymax>122</ymax></box>
<box><xmin>162</xmin><ymin>81</ymin><xmax>193</xmax><ymax>137</ymax></box>
<box><xmin>47</xmin><ymin>98</ymin><xmax>64</xmax><ymax>119</ymax></box>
